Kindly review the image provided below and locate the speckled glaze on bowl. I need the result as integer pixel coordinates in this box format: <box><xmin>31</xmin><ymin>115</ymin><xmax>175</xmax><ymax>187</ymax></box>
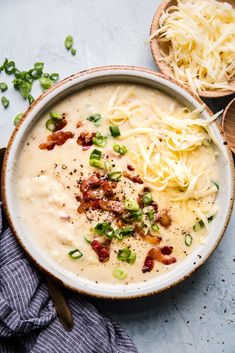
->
<box><xmin>1</xmin><ymin>66</ymin><xmax>235</xmax><ymax>299</ymax></box>
<box><xmin>150</xmin><ymin>0</ymin><xmax>235</xmax><ymax>99</ymax></box>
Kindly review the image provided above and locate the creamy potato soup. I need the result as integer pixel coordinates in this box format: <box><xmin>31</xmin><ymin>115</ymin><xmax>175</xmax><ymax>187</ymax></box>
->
<box><xmin>15</xmin><ymin>83</ymin><xmax>219</xmax><ymax>284</ymax></box>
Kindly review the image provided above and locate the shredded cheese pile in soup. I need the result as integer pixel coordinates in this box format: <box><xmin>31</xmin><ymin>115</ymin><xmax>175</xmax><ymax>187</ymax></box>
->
<box><xmin>15</xmin><ymin>83</ymin><xmax>220</xmax><ymax>284</ymax></box>
<box><xmin>151</xmin><ymin>0</ymin><xmax>235</xmax><ymax>94</ymax></box>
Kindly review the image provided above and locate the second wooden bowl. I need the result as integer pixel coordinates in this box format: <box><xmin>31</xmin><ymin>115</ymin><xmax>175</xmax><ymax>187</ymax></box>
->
<box><xmin>150</xmin><ymin>0</ymin><xmax>235</xmax><ymax>98</ymax></box>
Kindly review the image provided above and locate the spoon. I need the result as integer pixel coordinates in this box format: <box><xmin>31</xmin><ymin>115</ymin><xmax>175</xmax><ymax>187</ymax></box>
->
<box><xmin>222</xmin><ymin>97</ymin><xmax>235</xmax><ymax>154</ymax></box>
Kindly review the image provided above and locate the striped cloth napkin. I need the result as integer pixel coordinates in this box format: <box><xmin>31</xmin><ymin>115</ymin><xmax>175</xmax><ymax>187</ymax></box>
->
<box><xmin>0</xmin><ymin>205</ymin><xmax>137</xmax><ymax>353</ymax></box>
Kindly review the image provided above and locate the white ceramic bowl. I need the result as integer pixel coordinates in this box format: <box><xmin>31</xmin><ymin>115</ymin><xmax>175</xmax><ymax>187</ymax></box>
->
<box><xmin>2</xmin><ymin>66</ymin><xmax>234</xmax><ymax>299</ymax></box>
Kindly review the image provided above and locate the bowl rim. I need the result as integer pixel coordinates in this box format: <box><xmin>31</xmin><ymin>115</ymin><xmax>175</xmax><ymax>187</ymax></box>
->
<box><xmin>222</xmin><ymin>97</ymin><xmax>235</xmax><ymax>153</ymax></box>
<box><xmin>149</xmin><ymin>0</ymin><xmax>235</xmax><ymax>99</ymax></box>
<box><xmin>1</xmin><ymin>65</ymin><xmax>235</xmax><ymax>299</ymax></box>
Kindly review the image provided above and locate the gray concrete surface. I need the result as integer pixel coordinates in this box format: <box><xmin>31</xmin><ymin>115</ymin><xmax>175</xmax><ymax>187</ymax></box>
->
<box><xmin>0</xmin><ymin>1</ymin><xmax>234</xmax><ymax>352</ymax></box>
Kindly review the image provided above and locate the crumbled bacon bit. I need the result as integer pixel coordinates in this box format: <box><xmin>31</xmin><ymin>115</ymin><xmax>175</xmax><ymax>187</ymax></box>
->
<box><xmin>161</xmin><ymin>246</ymin><xmax>173</xmax><ymax>255</ymax></box>
<box><xmin>99</xmin><ymin>200</ymin><xmax>124</xmax><ymax>213</ymax></box>
<box><xmin>127</xmin><ymin>164</ymin><xmax>135</xmax><ymax>171</ymax></box>
<box><xmin>83</xmin><ymin>190</ymin><xmax>101</xmax><ymax>201</ymax></box>
<box><xmin>159</xmin><ymin>212</ymin><xmax>171</xmax><ymax>228</ymax></box>
<box><xmin>52</xmin><ymin>113</ymin><xmax>67</xmax><ymax>132</ymax></box>
<box><xmin>147</xmin><ymin>247</ymin><xmax>176</xmax><ymax>266</ymax></box>
<box><xmin>142</xmin><ymin>256</ymin><xmax>154</xmax><ymax>273</ymax></box>
<box><xmin>152</xmin><ymin>202</ymin><xmax>158</xmax><ymax>213</ymax></box>
<box><xmin>77</xmin><ymin>131</ymin><xmax>96</xmax><ymax>148</ymax></box>
<box><xmin>144</xmin><ymin>235</ymin><xmax>162</xmax><ymax>245</ymax></box>
<box><xmin>76</xmin><ymin>121</ymin><xmax>83</xmax><ymax>128</ymax></box>
<box><xmin>39</xmin><ymin>131</ymin><xmax>74</xmax><ymax>150</ymax></box>
<box><xmin>123</xmin><ymin>171</ymin><xmax>143</xmax><ymax>184</ymax></box>
<box><xmin>91</xmin><ymin>239</ymin><xmax>110</xmax><ymax>262</ymax></box>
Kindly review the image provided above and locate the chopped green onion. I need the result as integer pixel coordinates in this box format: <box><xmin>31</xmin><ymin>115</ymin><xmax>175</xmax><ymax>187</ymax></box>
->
<box><xmin>87</xmin><ymin>113</ymin><xmax>102</xmax><ymax>127</ymax></box>
<box><xmin>104</xmin><ymin>160</ymin><xmax>112</xmax><ymax>173</ymax></box>
<box><xmin>0</xmin><ymin>82</ymin><xmax>8</xmax><ymax>92</ymax></box>
<box><xmin>19</xmin><ymin>81</ymin><xmax>32</xmax><ymax>98</ymax></box>
<box><xmin>71</xmin><ymin>48</ymin><xmax>76</xmax><ymax>56</ymax></box>
<box><xmin>68</xmin><ymin>248</ymin><xmax>83</xmax><ymax>259</ymax></box>
<box><xmin>109</xmin><ymin>125</ymin><xmax>120</xmax><ymax>137</ymax></box>
<box><xmin>142</xmin><ymin>192</ymin><xmax>153</xmax><ymax>206</ymax></box>
<box><xmin>49</xmin><ymin>73</ymin><xmax>59</xmax><ymax>82</ymax></box>
<box><xmin>39</xmin><ymin>77</ymin><xmax>53</xmax><ymax>90</ymax></box>
<box><xmin>94</xmin><ymin>222</ymin><xmax>114</xmax><ymax>239</ymax></box>
<box><xmin>84</xmin><ymin>236</ymin><xmax>92</xmax><ymax>244</ymax></box>
<box><xmin>34</xmin><ymin>62</ymin><xmax>44</xmax><ymax>70</ymax></box>
<box><xmin>193</xmin><ymin>216</ymin><xmax>214</xmax><ymax>232</ymax></box>
<box><xmin>14</xmin><ymin>113</ymin><xmax>23</xmax><ymax>126</ymax></box>
<box><xmin>0</xmin><ymin>58</ymin><xmax>8</xmax><ymax>71</ymax></box>
<box><xmin>43</xmin><ymin>72</ymin><xmax>49</xmax><ymax>78</ymax></box>
<box><xmin>28</xmin><ymin>94</ymin><xmax>35</xmax><ymax>105</ymax></box>
<box><xmin>92</xmin><ymin>132</ymin><xmax>107</xmax><ymax>147</ymax></box>
<box><xmin>50</xmin><ymin>111</ymin><xmax>61</xmax><ymax>119</ymax></box>
<box><xmin>46</xmin><ymin>119</ymin><xmax>56</xmax><ymax>131</ymax></box>
<box><xmin>117</xmin><ymin>248</ymin><xmax>130</xmax><ymax>261</ymax></box>
<box><xmin>212</xmin><ymin>181</ymin><xmax>219</xmax><ymax>190</ymax></box>
<box><xmin>1</xmin><ymin>96</ymin><xmax>9</xmax><ymax>109</ymax></box>
<box><xmin>125</xmin><ymin>199</ymin><xmax>139</xmax><ymax>211</ymax></box>
<box><xmin>5</xmin><ymin>61</ymin><xmax>15</xmax><ymax>74</ymax></box>
<box><xmin>114</xmin><ymin>229</ymin><xmax>123</xmax><ymax>240</ymax></box>
<box><xmin>14</xmin><ymin>68</ymin><xmax>21</xmax><ymax>78</ymax></box>
<box><xmin>122</xmin><ymin>208</ymin><xmax>143</xmax><ymax>223</ymax></box>
<box><xmin>208</xmin><ymin>216</ymin><xmax>214</xmax><ymax>223</ymax></box>
<box><xmin>108</xmin><ymin>171</ymin><xmax>122</xmax><ymax>181</ymax></box>
<box><xmin>90</xmin><ymin>149</ymin><xmax>102</xmax><ymax>160</ymax></box>
<box><xmin>113</xmin><ymin>144</ymin><xmax>127</xmax><ymax>155</ymax></box>
<box><xmin>128</xmin><ymin>251</ymin><xmax>137</xmax><ymax>264</ymax></box>
<box><xmin>151</xmin><ymin>223</ymin><xmax>159</xmax><ymax>232</ymax></box>
<box><xmin>120</xmin><ymin>226</ymin><xmax>134</xmax><ymax>236</ymax></box>
<box><xmin>65</xmin><ymin>35</ymin><xmax>74</xmax><ymax>50</ymax></box>
<box><xmin>185</xmin><ymin>234</ymin><xmax>193</xmax><ymax>246</ymax></box>
<box><xmin>90</xmin><ymin>159</ymin><xmax>103</xmax><ymax>169</ymax></box>
<box><xmin>29</xmin><ymin>68</ymin><xmax>43</xmax><ymax>79</ymax></box>
<box><xmin>146</xmin><ymin>210</ymin><xmax>155</xmax><ymax>222</ymax></box>
<box><xmin>112</xmin><ymin>268</ymin><xmax>128</xmax><ymax>280</ymax></box>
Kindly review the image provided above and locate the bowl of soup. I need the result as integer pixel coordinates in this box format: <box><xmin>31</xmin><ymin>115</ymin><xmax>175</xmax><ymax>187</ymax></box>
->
<box><xmin>2</xmin><ymin>66</ymin><xmax>234</xmax><ymax>298</ymax></box>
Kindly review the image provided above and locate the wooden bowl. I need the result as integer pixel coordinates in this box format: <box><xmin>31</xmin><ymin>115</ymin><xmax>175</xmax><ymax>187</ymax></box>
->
<box><xmin>150</xmin><ymin>0</ymin><xmax>235</xmax><ymax>98</ymax></box>
<box><xmin>222</xmin><ymin>97</ymin><xmax>235</xmax><ymax>153</ymax></box>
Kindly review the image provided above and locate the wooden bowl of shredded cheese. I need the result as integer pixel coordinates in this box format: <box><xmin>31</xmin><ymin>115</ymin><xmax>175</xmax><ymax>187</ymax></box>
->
<box><xmin>150</xmin><ymin>0</ymin><xmax>235</xmax><ymax>98</ymax></box>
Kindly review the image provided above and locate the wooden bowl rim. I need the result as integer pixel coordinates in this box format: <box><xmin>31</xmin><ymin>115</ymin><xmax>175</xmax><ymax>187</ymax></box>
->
<box><xmin>222</xmin><ymin>97</ymin><xmax>235</xmax><ymax>153</ymax></box>
<box><xmin>150</xmin><ymin>0</ymin><xmax>235</xmax><ymax>99</ymax></box>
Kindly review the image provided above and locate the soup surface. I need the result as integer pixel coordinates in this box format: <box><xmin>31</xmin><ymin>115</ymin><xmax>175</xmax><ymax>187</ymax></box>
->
<box><xmin>15</xmin><ymin>83</ymin><xmax>219</xmax><ymax>284</ymax></box>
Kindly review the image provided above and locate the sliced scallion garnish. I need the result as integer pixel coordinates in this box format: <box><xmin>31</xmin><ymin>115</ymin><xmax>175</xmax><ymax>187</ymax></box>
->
<box><xmin>185</xmin><ymin>234</ymin><xmax>193</xmax><ymax>246</ymax></box>
<box><xmin>0</xmin><ymin>82</ymin><xmax>8</xmax><ymax>92</ymax></box>
<box><xmin>28</xmin><ymin>94</ymin><xmax>35</xmax><ymax>105</ymax></box>
<box><xmin>39</xmin><ymin>77</ymin><xmax>53</xmax><ymax>90</ymax></box>
<box><xmin>84</xmin><ymin>236</ymin><xmax>92</xmax><ymax>244</ymax></box>
<box><xmin>1</xmin><ymin>96</ymin><xmax>9</xmax><ymax>109</ymax></box>
<box><xmin>68</xmin><ymin>248</ymin><xmax>83</xmax><ymax>259</ymax></box>
<box><xmin>151</xmin><ymin>223</ymin><xmax>159</xmax><ymax>232</ymax></box>
<box><xmin>112</xmin><ymin>268</ymin><xmax>128</xmax><ymax>280</ymax></box>
<box><xmin>90</xmin><ymin>149</ymin><xmax>102</xmax><ymax>160</ymax></box>
<box><xmin>117</xmin><ymin>248</ymin><xmax>136</xmax><ymax>262</ymax></box>
<box><xmin>87</xmin><ymin>113</ymin><xmax>102</xmax><ymax>127</ymax></box>
<box><xmin>5</xmin><ymin>60</ymin><xmax>15</xmax><ymax>74</ymax></box>
<box><xmin>34</xmin><ymin>62</ymin><xmax>44</xmax><ymax>70</ymax></box>
<box><xmin>71</xmin><ymin>48</ymin><xmax>77</xmax><ymax>56</ymax></box>
<box><xmin>92</xmin><ymin>132</ymin><xmax>107</xmax><ymax>147</ymax></box>
<box><xmin>50</xmin><ymin>111</ymin><xmax>61</xmax><ymax>119</ymax></box>
<box><xmin>108</xmin><ymin>171</ymin><xmax>122</xmax><ymax>181</ymax></box>
<box><xmin>125</xmin><ymin>199</ymin><xmax>139</xmax><ymax>211</ymax></box>
<box><xmin>142</xmin><ymin>192</ymin><xmax>153</xmax><ymax>206</ymax></box>
<box><xmin>65</xmin><ymin>35</ymin><xmax>74</xmax><ymax>50</ymax></box>
<box><xmin>104</xmin><ymin>160</ymin><xmax>112</xmax><ymax>173</ymax></box>
<box><xmin>50</xmin><ymin>73</ymin><xmax>59</xmax><ymax>82</ymax></box>
<box><xmin>109</xmin><ymin>125</ymin><xmax>120</xmax><ymax>137</ymax></box>
<box><xmin>113</xmin><ymin>144</ymin><xmax>127</xmax><ymax>155</ymax></box>
<box><xmin>13</xmin><ymin>113</ymin><xmax>23</xmax><ymax>126</ymax></box>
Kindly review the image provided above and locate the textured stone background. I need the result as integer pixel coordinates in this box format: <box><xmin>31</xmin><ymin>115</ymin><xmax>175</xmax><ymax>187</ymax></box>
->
<box><xmin>0</xmin><ymin>1</ymin><xmax>234</xmax><ymax>352</ymax></box>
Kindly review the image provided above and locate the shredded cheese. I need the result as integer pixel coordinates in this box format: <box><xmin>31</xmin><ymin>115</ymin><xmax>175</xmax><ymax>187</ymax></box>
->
<box><xmin>151</xmin><ymin>0</ymin><xmax>235</xmax><ymax>94</ymax></box>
